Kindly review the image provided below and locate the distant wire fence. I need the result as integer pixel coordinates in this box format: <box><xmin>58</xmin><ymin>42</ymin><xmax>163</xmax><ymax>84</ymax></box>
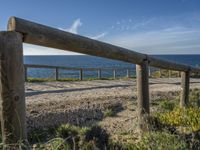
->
<box><xmin>24</xmin><ymin>64</ymin><xmax>135</xmax><ymax>81</ymax></box>
<box><xmin>24</xmin><ymin>64</ymin><xmax>192</xmax><ymax>81</ymax></box>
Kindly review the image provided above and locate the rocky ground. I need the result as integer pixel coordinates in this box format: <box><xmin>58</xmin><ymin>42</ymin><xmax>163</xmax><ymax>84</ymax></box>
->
<box><xmin>25</xmin><ymin>78</ymin><xmax>200</xmax><ymax>142</ymax></box>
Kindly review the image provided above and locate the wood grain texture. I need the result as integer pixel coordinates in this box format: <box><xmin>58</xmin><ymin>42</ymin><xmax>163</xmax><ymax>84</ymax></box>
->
<box><xmin>0</xmin><ymin>31</ymin><xmax>27</xmax><ymax>146</ymax></box>
<box><xmin>24</xmin><ymin>66</ymin><xmax>28</xmax><ymax>82</ymax></box>
<box><xmin>180</xmin><ymin>71</ymin><xmax>190</xmax><ymax>107</ymax></box>
<box><xmin>8</xmin><ymin>17</ymin><xmax>146</xmax><ymax>65</ymax></box>
<box><xmin>136</xmin><ymin>60</ymin><xmax>150</xmax><ymax>132</ymax></box>
<box><xmin>148</xmin><ymin>56</ymin><xmax>190</xmax><ymax>72</ymax></box>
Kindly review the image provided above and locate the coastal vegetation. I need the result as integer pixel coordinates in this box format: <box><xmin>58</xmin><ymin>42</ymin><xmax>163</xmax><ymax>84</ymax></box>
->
<box><xmin>151</xmin><ymin>69</ymin><xmax>200</xmax><ymax>78</ymax></box>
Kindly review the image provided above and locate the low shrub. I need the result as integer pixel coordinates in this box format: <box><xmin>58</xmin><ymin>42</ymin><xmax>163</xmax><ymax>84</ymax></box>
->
<box><xmin>139</xmin><ymin>131</ymin><xmax>187</xmax><ymax>150</ymax></box>
<box><xmin>55</xmin><ymin>124</ymin><xmax>109</xmax><ymax>149</ymax></box>
<box><xmin>56</xmin><ymin>124</ymin><xmax>79</xmax><ymax>139</ymax></box>
<box><xmin>56</xmin><ymin>124</ymin><xmax>80</xmax><ymax>149</ymax></box>
<box><xmin>190</xmin><ymin>88</ymin><xmax>200</xmax><ymax>107</ymax></box>
<box><xmin>151</xmin><ymin>69</ymin><xmax>180</xmax><ymax>78</ymax></box>
<box><xmin>160</xmin><ymin>100</ymin><xmax>176</xmax><ymax>111</ymax></box>
<box><xmin>157</xmin><ymin>107</ymin><xmax>200</xmax><ymax>131</ymax></box>
<box><xmin>28</xmin><ymin>128</ymin><xmax>55</xmax><ymax>143</ymax></box>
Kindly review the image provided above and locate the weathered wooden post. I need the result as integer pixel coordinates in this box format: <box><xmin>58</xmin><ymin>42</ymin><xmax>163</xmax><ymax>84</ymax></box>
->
<box><xmin>55</xmin><ymin>67</ymin><xmax>59</xmax><ymax>81</ymax></box>
<box><xmin>98</xmin><ymin>69</ymin><xmax>101</xmax><ymax>79</ymax></box>
<box><xmin>127</xmin><ymin>69</ymin><xmax>130</xmax><ymax>78</ymax></box>
<box><xmin>0</xmin><ymin>31</ymin><xmax>27</xmax><ymax>148</ymax></box>
<box><xmin>79</xmin><ymin>69</ymin><xmax>83</xmax><ymax>80</ymax></box>
<box><xmin>113</xmin><ymin>69</ymin><xmax>116</xmax><ymax>79</ymax></box>
<box><xmin>24</xmin><ymin>66</ymin><xmax>28</xmax><ymax>82</ymax></box>
<box><xmin>180</xmin><ymin>71</ymin><xmax>190</xmax><ymax>107</ymax></box>
<box><xmin>136</xmin><ymin>60</ymin><xmax>150</xmax><ymax>132</ymax></box>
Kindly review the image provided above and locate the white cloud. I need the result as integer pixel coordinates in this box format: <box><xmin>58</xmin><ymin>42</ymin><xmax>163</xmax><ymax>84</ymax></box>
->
<box><xmin>107</xmin><ymin>27</ymin><xmax>200</xmax><ymax>54</ymax></box>
<box><xmin>23</xmin><ymin>44</ymin><xmax>83</xmax><ymax>56</ymax></box>
<box><xmin>59</xmin><ymin>18</ymin><xmax>82</xmax><ymax>34</ymax></box>
<box><xmin>91</xmin><ymin>32</ymin><xmax>108</xmax><ymax>40</ymax></box>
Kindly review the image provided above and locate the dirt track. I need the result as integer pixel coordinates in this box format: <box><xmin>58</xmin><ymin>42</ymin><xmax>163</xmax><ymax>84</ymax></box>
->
<box><xmin>26</xmin><ymin>78</ymin><xmax>200</xmax><ymax>110</ymax></box>
<box><xmin>25</xmin><ymin>78</ymin><xmax>200</xmax><ymax>138</ymax></box>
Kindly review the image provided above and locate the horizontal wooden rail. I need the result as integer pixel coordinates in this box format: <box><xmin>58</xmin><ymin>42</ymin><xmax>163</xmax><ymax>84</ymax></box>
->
<box><xmin>8</xmin><ymin>17</ymin><xmax>200</xmax><ymax>73</ymax></box>
<box><xmin>8</xmin><ymin>17</ymin><xmax>146</xmax><ymax>65</ymax></box>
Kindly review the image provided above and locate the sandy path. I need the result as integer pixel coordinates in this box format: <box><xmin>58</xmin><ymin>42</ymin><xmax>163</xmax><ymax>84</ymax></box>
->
<box><xmin>26</xmin><ymin>78</ymin><xmax>200</xmax><ymax>105</ymax></box>
<box><xmin>25</xmin><ymin>78</ymin><xmax>200</xmax><ymax>133</ymax></box>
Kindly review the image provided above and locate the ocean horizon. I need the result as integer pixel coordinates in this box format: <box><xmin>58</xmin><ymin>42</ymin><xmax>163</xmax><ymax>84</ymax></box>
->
<box><xmin>24</xmin><ymin>54</ymin><xmax>200</xmax><ymax>79</ymax></box>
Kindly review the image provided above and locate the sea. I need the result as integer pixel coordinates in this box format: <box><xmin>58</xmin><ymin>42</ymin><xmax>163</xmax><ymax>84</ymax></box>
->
<box><xmin>24</xmin><ymin>55</ymin><xmax>200</xmax><ymax>79</ymax></box>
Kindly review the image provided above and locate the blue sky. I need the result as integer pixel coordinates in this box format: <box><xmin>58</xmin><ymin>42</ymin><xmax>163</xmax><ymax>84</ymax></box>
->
<box><xmin>1</xmin><ymin>0</ymin><xmax>200</xmax><ymax>55</ymax></box>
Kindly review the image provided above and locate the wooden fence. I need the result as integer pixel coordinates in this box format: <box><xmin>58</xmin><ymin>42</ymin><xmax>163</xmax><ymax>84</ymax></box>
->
<box><xmin>0</xmin><ymin>16</ymin><xmax>200</xmax><ymax>147</ymax></box>
<box><xmin>24</xmin><ymin>64</ymin><xmax>132</xmax><ymax>81</ymax></box>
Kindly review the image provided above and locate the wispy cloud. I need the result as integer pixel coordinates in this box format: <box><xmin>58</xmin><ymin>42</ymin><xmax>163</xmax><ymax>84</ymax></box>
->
<box><xmin>59</xmin><ymin>18</ymin><xmax>82</xmax><ymax>34</ymax></box>
<box><xmin>114</xmin><ymin>18</ymin><xmax>156</xmax><ymax>32</ymax></box>
<box><xmin>107</xmin><ymin>26</ymin><xmax>200</xmax><ymax>54</ymax></box>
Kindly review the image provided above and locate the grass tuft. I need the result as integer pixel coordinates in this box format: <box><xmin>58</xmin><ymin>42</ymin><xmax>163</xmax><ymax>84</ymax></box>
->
<box><xmin>103</xmin><ymin>109</ymin><xmax>116</xmax><ymax>117</ymax></box>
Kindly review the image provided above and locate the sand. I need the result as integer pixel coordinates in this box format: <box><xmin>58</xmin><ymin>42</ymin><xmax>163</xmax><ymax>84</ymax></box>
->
<box><xmin>25</xmin><ymin>78</ymin><xmax>200</xmax><ymax>136</ymax></box>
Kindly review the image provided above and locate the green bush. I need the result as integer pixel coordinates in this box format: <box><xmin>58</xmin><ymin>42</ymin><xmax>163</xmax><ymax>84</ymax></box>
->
<box><xmin>157</xmin><ymin>107</ymin><xmax>200</xmax><ymax>131</ymax></box>
<box><xmin>55</xmin><ymin>124</ymin><xmax>109</xmax><ymax>149</ymax></box>
<box><xmin>56</xmin><ymin>124</ymin><xmax>80</xmax><ymax>139</ymax></box>
<box><xmin>28</xmin><ymin>128</ymin><xmax>56</xmax><ymax>143</ymax></box>
<box><xmin>139</xmin><ymin>131</ymin><xmax>187</xmax><ymax>150</ymax></box>
<box><xmin>151</xmin><ymin>69</ymin><xmax>180</xmax><ymax>78</ymax></box>
<box><xmin>56</xmin><ymin>124</ymin><xmax>81</xmax><ymax>149</ymax></box>
<box><xmin>160</xmin><ymin>100</ymin><xmax>176</xmax><ymax>111</ymax></box>
<box><xmin>190</xmin><ymin>88</ymin><xmax>200</xmax><ymax>107</ymax></box>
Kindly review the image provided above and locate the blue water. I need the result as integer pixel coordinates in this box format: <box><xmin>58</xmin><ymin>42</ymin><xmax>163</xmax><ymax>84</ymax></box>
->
<box><xmin>24</xmin><ymin>55</ymin><xmax>200</xmax><ymax>79</ymax></box>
